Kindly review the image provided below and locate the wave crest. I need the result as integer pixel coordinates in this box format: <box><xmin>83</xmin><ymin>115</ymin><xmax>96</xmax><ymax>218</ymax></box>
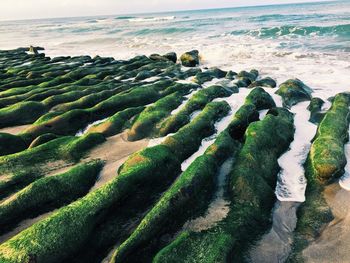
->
<box><xmin>231</xmin><ymin>24</ymin><xmax>350</xmax><ymax>38</ymax></box>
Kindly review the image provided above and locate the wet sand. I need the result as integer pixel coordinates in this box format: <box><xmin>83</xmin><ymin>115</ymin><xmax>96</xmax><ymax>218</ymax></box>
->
<box><xmin>302</xmin><ymin>183</ymin><xmax>350</xmax><ymax>262</ymax></box>
<box><xmin>0</xmin><ymin>124</ymin><xmax>31</xmax><ymax>135</ymax></box>
<box><xmin>249</xmin><ymin>201</ymin><xmax>301</xmax><ymax>263</ymax></box>
<box><xmin>84</xmin><ymin>131</ymin><xmax>148</xmax><ymax>191</ymax></box>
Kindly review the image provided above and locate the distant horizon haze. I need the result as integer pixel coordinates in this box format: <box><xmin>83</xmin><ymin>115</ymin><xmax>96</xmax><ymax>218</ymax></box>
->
<box><xmin>0</xmin><ymin>0</ymin><xmax>336</xmax><ymax>21</ymax></box>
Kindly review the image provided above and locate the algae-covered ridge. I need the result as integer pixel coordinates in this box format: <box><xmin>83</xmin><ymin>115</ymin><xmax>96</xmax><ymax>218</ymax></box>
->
<box><xmin>288</xmin><ymin>92</ymin><xmax>350</xmax><ymax>262</ymax></box>
<box><xmin>0</xmin><ymin>47</ymin><xmax>348</xmax><ymax>263</ymax></box>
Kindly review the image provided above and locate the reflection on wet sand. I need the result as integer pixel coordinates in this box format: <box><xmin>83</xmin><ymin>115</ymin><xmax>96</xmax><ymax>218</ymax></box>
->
<box><xmin>302</xmin><ymin>183</ymin><xmax>350</xmax><ymax>262</ymax></box>
<box><xmin>249</xmin><ymin>201</ymin><xmax>301</xmax><ymax>263</ymax></box>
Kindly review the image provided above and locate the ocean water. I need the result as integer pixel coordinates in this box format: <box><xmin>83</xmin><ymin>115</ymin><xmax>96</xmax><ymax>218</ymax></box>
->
<box><xmin>0</xmin><ymin>0</ymin><xmax>349</xmax><ymax>98</ymax></box>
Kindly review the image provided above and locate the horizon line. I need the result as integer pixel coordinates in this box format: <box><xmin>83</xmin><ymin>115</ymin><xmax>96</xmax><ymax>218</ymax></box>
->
<box><xmin>0</xmin><ymin>0</ymin><xmax>338</xmax><ymax>23</ymax></box>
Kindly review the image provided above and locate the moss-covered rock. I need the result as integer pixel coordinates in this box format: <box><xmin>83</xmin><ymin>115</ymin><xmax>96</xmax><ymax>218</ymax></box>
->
<box><xmin>0</xmin><ymin>101</ymin><xmax>48</xmax><ymax>128</ymax></box>
<box><xmin>237</xmin><ymin>69</ymin><xmax>259</xmax><ymax>83</ymax></box>
<box><xmin>180</xmin><ymin>50</ymin><xmax>199</xmax><ymax>67</ymax></box>
<box><xmin>128</xmin><ymin>91</ymin><xmax>187</xmax><ymax>141</ymax></box>
<box><xmin>245</xmin><ymin>87</ymin><xmax>276</xmax><ymax>110</ymax></box>
<box><xmin>288</xmin><ymin>93</ymin><xmax>350</xmax><ymax>262</ymax></box>
<box><xmin>307</xmin><ymin>93</ymin><xmax>350</xmax><ymax>183</ymax></box>
<box><xmin>276</xmin><ymin>78</ymin><xmax>312</xmax><ymax>108</ymax></box>
<box><xmin>0</xmin><ymin>133</ymin><xmax>27</xmax><ymax>156</ymax></box>
<box><xmin>86</xmin><ymin>107</ymin><xmax>145</xmax><ymax>137</ymax></box>
<box><xmin>0</xmin><ymin>160</ymin><xmax>103</xmax><ymax>235</ymax></box>
<box><xmin>28</xmin><ymin>133</ymin><xmax>60</xmax><ymax>148</ymax></box>
<box><xmin>163</xmin><ymin>101</ymin><xmax>230</xmax><ymax>160</ymax></box>
<box><xmin>249</xmin><ymin>77</ymin><xmax>276</xmax><ymax>88</ymax></box>
<box><xmin>0</xmin><ymin>133</ymin><xmax>105</xmax><ymax>199</ymax></box>
<box><xmin>159</xmin><ymin>85</ymin><xmax>234</xmax><ymax>136</ymax></box>
<box><xmin>163</xmin><ymin>52</ymin><xmax>177</xmax><ymax>63</ymax></box>
<box><xmin>307</xmin><ymin>97</ymin><xmax>325</xmax><ymax>123</ymax></box>
<box><xmin>0</xmin><ymin>98</ymin><xmax>229</xmax><ymax>263</ymax></box>
<box><xmin>193</xmin><ymin>67</ymin><xmax>227</xmax><ymax>84</ymax></box>
<box><xmin>225</xmin><ymin>70</ymin><xmax>237</xmax><ymax>80</ymax></box>
<box><xmin>111</xmin><ymin>131</ymin><xmax>241</xmax><ymax>262</ymax></box>
<box><xmin>154</xmin><ymin>107</ymin><xmax>295</xmax><ymax>263</ymax></box>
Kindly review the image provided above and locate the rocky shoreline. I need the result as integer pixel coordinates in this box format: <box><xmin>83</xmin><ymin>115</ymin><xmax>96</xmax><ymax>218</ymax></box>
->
<box><xmin>0</xmin><ymin>47</ymin><xmax>349</xmax><ymax>262</ymax></box>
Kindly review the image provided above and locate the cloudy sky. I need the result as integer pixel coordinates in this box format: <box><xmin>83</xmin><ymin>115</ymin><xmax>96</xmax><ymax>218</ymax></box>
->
<box><xmin>0</xmin><ymin>0</ymin><xmax>333</xmax><ymax>21</ymax></box>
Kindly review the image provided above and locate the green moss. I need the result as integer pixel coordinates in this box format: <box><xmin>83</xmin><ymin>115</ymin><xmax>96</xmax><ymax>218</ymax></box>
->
<box><xmin>0</xmin><ymin>133</ymin><xmax>27</xmax><ymax>156</ymax></box>
<box><xmin>248</xmin><ymin>77</ymin><xmax>276</xmax><ymax>88</ymax></box>
<box><xmin>0</xmin><ymin>160</ymin><xmax>103</xmax><ymax>235</ymax></box>
<box><xmin>0</xmin><ymin>133</ymin><xmax>105</xmax><ymax>199</ymax></box>
<box><xmin>159</xmin><ymin>85</ymin><xmax>234</xmax><ymax>136</ymax></box>
<box><xmin>51</xmin><ymin>88</ymin><xmax>121</xmax><ymax>112</ymax></box>
<box><xmin>288</xmin><ymin>93</ymin><xmax>350</xmax><ymax>262</ymax></box>
<box><xmin>155</xmin><ymin>108</ymin><xmax>295</xmax><ymax>262</ymax></box>
<box><xmin>163</xmin><ymin>101</ymin><xmax>231</xmax><ymax>160</ymax></box>
<box><xmin>21</xmin><ymin>109</ymin><xmax>92</xmax><ymax>141</ymax></box>
<box><xmin>0</xmin><ymin>101</ymin><xmax>48</xmax><ymax>127</ymax></box>
<box><xmin>128</xmin><ymin>92</ymin><xmax>186</xmax><ymax>140</ymax></box>
<box><xmin>0</xmin><ymin>145</ymin><xmax>180</xmax><ymax>263</ymax></box>
<box><xmin>0</xmin><ymin>96</ymin><xmax>229</xmax><ymax>262</ymax></box>
<box><xmin>193</xmin><ymin>68</ymin><xmax>227</xmax><ymax>84</ymax></box>
<box><xmin>245</xmin><ymin>87</ymin><xmax>276</xmax><ymax>110</ymax></box>
<box><xmin>111</xmin><ymin>130</ymin><xmax>241</xmax><ymax>262</ymax></box>
<box><xmin>309</xmin><ymin>93</ymin><xmax>350</xmax><ymax>182</ymax></box>
<box><xmin>276</xmin><ymin>79</ymin><xmax>312</xmax><ymax>108</ymax></box>
<box><xmin>227</xmin><ymin>87</ymin><xmax>275</xmax><ymax>139</ymax></box>
<box><xmin>28</xmin><ymin>133</ymin><xmax>60</xmax><ymax>148</ymax></box>
<box><xmin>87</xmin><ymin>106</ymin><xmax>145</xmax><ymax>137</ymax></box>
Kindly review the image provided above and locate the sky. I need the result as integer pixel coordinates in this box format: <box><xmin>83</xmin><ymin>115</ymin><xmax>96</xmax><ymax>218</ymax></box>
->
<box><xmin>0</xmin><ymin>0</ymin><xmax>334</xmax><ymax>21</ymax></box>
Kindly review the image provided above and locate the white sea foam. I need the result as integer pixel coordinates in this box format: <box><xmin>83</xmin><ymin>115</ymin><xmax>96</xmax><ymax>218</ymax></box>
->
<box><xmin>181</xmin><ymin>88</ymin><xmax>250</xmax><ymax>171</ymax></box>
<box><xmin>275</xmin><ymin>101</ymin><xmax>318</xmax><ymax>202</ymax></box>
<box><xmin>75</xmin><ymin>118</ymin><xmax>108</xmax><ymax>136</ymax></box>
<box><xmin>128</xmin><ymin>16</ymin><xmax>176</xmax><ymax>23</ymax></box>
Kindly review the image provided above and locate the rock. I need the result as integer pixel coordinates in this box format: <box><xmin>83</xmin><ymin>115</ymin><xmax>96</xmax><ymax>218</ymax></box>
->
<box><xmin>180</xmin><ymin>68</ymin><xmax>202</xmax><ymax>79</ymax></box>
<box><xmin>29</xmin><ymin>133</ymin><xmax>60</xmax><ymax>148</ymax></box>
<box><xmin>238</xmin><ymin>70</ymin><xmax>259</xmax><ymax>82</ymax></box>
<box><xmin>193</xmin><ymin>67</ymin><xmax>227</xmax><ymax>84</ymax></box>
<box><xmin>276</xmin><ymin>79</ymin><xmax>312</xmax><ymax>108</ymax></box>
<box><xmin>149</xmin><ymin>54</ymin><xmax>168</xmax><ymax>62</ymax></box>
<box><xmin>249</xmin><ymin>77</ymin><xmax>277</xmax><ymax>88</ymax></box>
<box><xmin>235</xmin><ymin>78</ymin><xmax>252</xmax><ymax>87</ymax></box>
<box><xmin>134</xmin><ymin>70</ymin><xmax>157</xmax><ymax>81</ymax></box>
<box><xmin>307</xmin><ymin>97</ymin><xmax>325</xmax><ymax>123</ymax></box>
<box><xmin>245</xmin><ymin>87</ymin><xmax>276</xmax><ymax>110</ymax></box>
<box><xmin>0</xmin><ymin>133</ymin><xmax>27</xmax><ymax>156</ymax></box>
<box><xmin>163</xmin><ymin>52</ymin><xmax>177</xmax><ymax>63</ymax></box>
<box><xmin>225</xmin><ymin>70</ymin><xmax>237</xmax><ymax>80</ymax></box>
<box><xmin>180</xmin><ymin>50</ymin><xmax>199</xmax><ymax>67</ymax></box>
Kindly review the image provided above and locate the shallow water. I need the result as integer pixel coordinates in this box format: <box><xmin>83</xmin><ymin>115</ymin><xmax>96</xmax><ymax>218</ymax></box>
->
<box><xmin>275</xmin><ymin>101</ymin><xmax>318</xmax><ymax>202</ymax></box>
<box><xmin>249</xmin><ymin>201</ymin><xmax>301</xmax><ymax>263</ymax></box>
